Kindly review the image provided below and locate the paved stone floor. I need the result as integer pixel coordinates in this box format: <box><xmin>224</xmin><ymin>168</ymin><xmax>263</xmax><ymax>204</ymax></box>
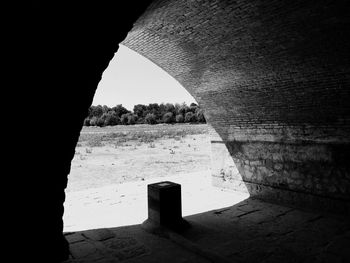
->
<box><xmin>63</xmin><ymin>197</ymin><xmax>350</xmax><ymax>263</ymax></box>
<box><xmin>183</xmin><ymin>198</ymin><xmax>350</xmax><ymax>263</ymax></box>
<box><xmin>63</xmin><ymin>225</ymin><xmax>211</xmax><ymax>263</ymax></box>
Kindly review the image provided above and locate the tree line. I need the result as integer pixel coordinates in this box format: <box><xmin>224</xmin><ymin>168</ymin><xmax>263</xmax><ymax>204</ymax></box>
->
<box><xmin>84</xmin><ymin>102</ymin><xmax>206</xmax><ymax>126</ymax></box>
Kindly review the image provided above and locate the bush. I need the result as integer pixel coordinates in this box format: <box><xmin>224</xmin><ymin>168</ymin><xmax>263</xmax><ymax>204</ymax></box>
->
<box><xmin>120</xmin><ymin>113</ymin><xmax>137</xmax><ymax>125</ymax></box>
<box><xmin>89</xmin><ymin>105</ymin><xmax>104</xmax><ymax>118</ymax></box>
<box><xmin>163</xmin><ymin>112</ymin><xmax>174</xmax><ymax>123</ymax></box>
<box><xmin>120</xmin><ymin>114</ymin><xmax>129</xmax><ymax>125</ymax></box>
<box><xmin>189</xmin><ymin>103</ymin><xmax>198</xmax><ymax>113</ymax></box>
<box><xmin>195</xmin><ymin>109</ymin><xmax>206</xmax><ymax>123</ymax></box>
<box><xmin>145</xmin><ymin>113</ymin><xmax>157</xmax><ymax>125</ymax></box>
<box><xmin>178</xmin><ymin>105</ymin><xmax>190</xmax><ymax>116</ymax></box>
<box><xmin>89</xmin><ymin>116</ymin><xmax>98</xmax><ymax>126</ymax></box>
<box><xmin>111</xmin><ymin>104</ymin><xmax>130</xmax><ymax>118</ymax></box>
<box><xmin>185</xmin><ymin>112</ymin><xmax>197</xmax><ymax>123</ymax></box>
<box><xmin>83</xmin><ymin>118</ymin><xmax>90</xmax><ymax>126</ymax></box>
<box><xmin>96</xmin><ymin>117</ymin><xmax>105</xmax><ymax>127</ymax></box>
<box><xmin>104</xmin><ymin>113</ymin><xmax>119</xmax><ymax>126</ymax></box>
<box><xmin>127</xmin><ymin>114</ymin><xmax>137</xmax><ymax>125</ymax></box>
<box><xmin>175</xmin><ymin>114</ymin><xmax>184</xmax><ymax>123</ymax></box>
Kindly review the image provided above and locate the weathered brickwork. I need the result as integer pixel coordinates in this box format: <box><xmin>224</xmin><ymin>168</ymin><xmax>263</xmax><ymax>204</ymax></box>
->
<box><xmin>123</xmin><ymin>0</ymin><xmax>350</xmax><ymax>211</ymax></box>
<box><xmin>123</xmin><ymin>0</ymin><xmax>350</xmax><ymax>143</ymax></box>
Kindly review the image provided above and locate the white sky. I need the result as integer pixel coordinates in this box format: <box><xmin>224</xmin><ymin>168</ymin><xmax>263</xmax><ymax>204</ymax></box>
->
<box><xmin>92</xmin><ymin>45</ymin><xmax>196</xmax><ymax>111</ymax></box>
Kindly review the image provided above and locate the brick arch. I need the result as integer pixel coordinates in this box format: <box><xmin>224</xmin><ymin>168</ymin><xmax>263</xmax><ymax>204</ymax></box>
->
<box><xmin>121</xmin><ymin>0</ymin><xmax>350</xmax><ymax>209</ymax></box>
<box><xmin>122</xmin><ymin>0</ymin><xmax>350</xmax><ymax>143</ymax></box>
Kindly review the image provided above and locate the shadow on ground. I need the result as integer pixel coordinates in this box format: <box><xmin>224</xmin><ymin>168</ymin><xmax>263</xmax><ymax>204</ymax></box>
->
<box><xmin>63</xmin><ymin>197</ymin><xmax>350</xmax><ymax>263</ymax></box>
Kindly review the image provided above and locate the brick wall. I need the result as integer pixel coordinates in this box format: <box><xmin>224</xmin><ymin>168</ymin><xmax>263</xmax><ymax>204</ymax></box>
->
<box><xmin>123</xmin><ymin>0</ymin><xmax>350</xmax><ymax>212</ymax></box>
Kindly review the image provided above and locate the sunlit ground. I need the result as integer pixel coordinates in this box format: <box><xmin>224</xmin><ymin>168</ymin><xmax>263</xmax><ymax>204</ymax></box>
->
<box><xmin>64</xmin><ymin>171</ymin><xmax>249</xmax><ymax>232</ymax></box>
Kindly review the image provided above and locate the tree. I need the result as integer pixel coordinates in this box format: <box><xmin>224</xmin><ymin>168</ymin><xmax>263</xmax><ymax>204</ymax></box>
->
<box><xmin>185</xmin><ymin>111</ymin><xmax>197</xmax><ymax>123</ymax></box>
<box><xmin>145</xmin><ymin>113</ymin><xmax>157</xmax><ymax>124</ymax></box>
<box><xmin>83</xmin><ymin>118</ymin><xmax>90</xmax><ymax>126</ymax></box>
<box><xmin>120</xmin><ymin>113</ymin><xmax>129</xmax><ymax>125</ymax></box>
<box><xmin>158</xmin><ymin>103</ymin><xmax>167</xmax><ymax>121</ymax></box>
<box><xmin>176</xmin><ymin>114</ymin><xmax>184</xmax><ymax>123</ymax></box>
<box><xmin>103</xmin><ymin>112</ymin><xmax>119</xmax><ymax>126</ymax></box>
<box><xmin>127</xmin><ymin>113</ymin><xmax>137</xmax><ymax>125</ymax></box>
<box><xmin>89</xmin><ymin>116</ymin><xmax>98</xmax><ymax>126</ymax></box>
<box><xmin>178</xmin><ymin>103</ymin><xmax>190</xmax><ymax>116</ymax></box>
<box><xmin>189</xmin><ymin>103</ymin><xmax>198</xmax><ymax>113</ymax></box>
<box><xmin>120</xmin><ymin>113</ymin><xmax>137</xmax><ymax>125</ymax></box>
<box><xmin>89</xmin><ymin>105</ymin><xmax>104</xmax><ymax>118</ymax></box>
<box><xmin>86</xmin><ymin>102</ymin><xmax>204</xmax><ymax>125</ymax></box>
<box><xmin>111</xmin><ymin>104</ymin><xmax>130</xmax><ymax>118</ymax></box>
<box><xmin>147</xmin><ymin>103</ymin><xmax>161</xmax><ymax>120</ymax></box>
<box><xmin>195</xmin><ymin>108</ymin><xmax>206</xmax><ymax>123</ymax></box>
<box><xmin>102</xmin><ymin>105</ymin><xmax>110</xmax><ymax>114</ymax></box>
<box><xmin>96</xmin><ymin>116</ymin><xmax>105</xmax><ymax>127</ymax></box>
<box><xmin>174</xmin><ymin>103</ymin><xmax>181</xmax><ymax>116</ymax></box>
<box><xmin>133</xmin><ymin>104</ymin><xmax>147</xmax><ymax>121</ymax></box>
<box><xmin>165</xmin><ymin>103</ymin><xmax>176</xmax><ymax>114</ymax></box>
<box><xmin>163</xmin><ymin>112</ymin><xmax>174</xmax><ymax>123</ymax></box>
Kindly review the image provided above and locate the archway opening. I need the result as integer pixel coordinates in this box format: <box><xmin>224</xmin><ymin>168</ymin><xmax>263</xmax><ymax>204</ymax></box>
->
<box><xmin>63</xmin><ymin>45</ymin><xmax>248</xmax><ymax>232</ymax></box>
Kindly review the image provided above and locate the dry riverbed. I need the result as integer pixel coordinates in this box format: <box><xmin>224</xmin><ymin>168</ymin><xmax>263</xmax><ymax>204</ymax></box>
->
<box><xmin>67</xmin><ymin>124</ymin><xmax>211</xmax><ymax>192</ymax></box>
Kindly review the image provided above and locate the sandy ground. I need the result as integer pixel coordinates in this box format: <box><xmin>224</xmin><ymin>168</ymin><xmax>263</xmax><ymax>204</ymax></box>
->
<box><xmin>63</xmin><ymin>124</ymin><xmax>250</xmax><ymax>232</ymax></box>
<box><xmin>67</xmin><ymin>128</ymin><xmax>212</xmax><ymax>192</ymax></box>
<box><xmin>63</xmin><ymin>172</ymin><xmax>249</xmax><ymax>232</ymax></box>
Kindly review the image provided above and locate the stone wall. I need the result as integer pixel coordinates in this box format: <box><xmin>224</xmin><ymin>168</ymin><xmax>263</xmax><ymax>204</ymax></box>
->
<box><xmin>210</xmin><ymin>128</ymin><xmax>350</xmax><ymax>213</ymax></box>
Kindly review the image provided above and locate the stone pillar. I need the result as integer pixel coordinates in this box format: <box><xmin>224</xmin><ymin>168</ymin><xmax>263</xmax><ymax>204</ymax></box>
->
<box><xmin>147</xmin><ymin>182</ymin><xmax>183</xmax><ymax>227</ymax></box>
<box><xmin>143</xmin><ymin>181</ymin><xmax>189</xmax><ymax>232</ymax></box>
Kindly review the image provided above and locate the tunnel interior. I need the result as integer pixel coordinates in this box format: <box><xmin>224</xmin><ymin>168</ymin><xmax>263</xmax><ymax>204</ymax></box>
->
<box><xmin>19</xmin><ymin>0</ymin><xmax>350</xmax><ymax>262</ymax></box>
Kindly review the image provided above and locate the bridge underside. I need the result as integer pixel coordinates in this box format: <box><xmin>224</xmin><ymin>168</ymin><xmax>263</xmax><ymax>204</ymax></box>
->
<box><xmin>122</xmin><ymin>0</ymin><xmax>350</xmax><ymax>213</ymax></box>
<box><xmin>13</xmin><ymin>0</ymin><xmax>350</xmax><ymax>261</ymax></box>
